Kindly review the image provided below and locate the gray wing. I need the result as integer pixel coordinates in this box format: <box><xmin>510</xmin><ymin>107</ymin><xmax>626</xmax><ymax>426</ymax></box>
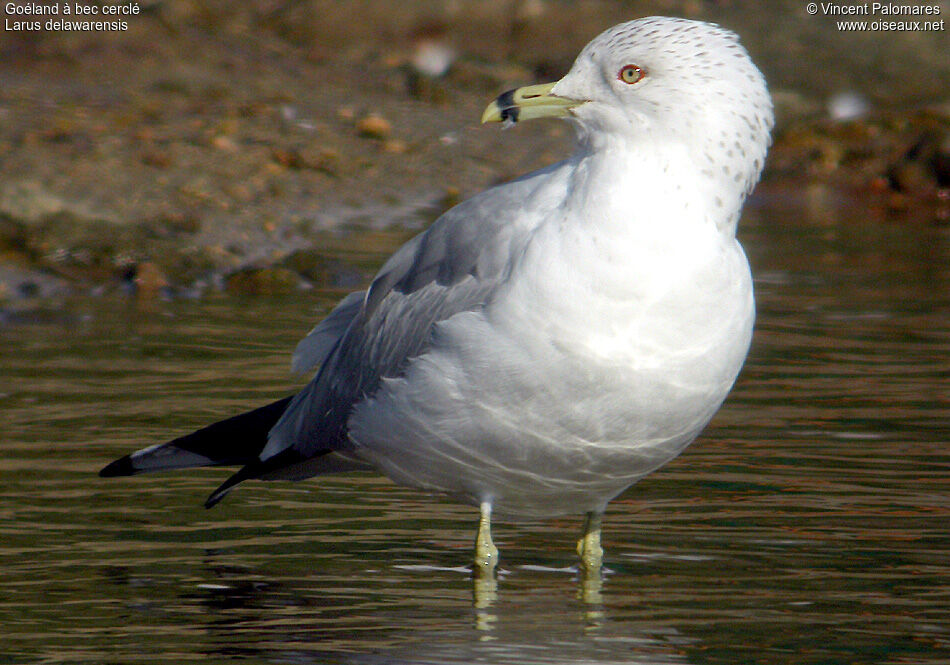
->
<box><xmin>291</xmin><ymin>291</ymin><xmax>365</xmax><ymax>374</ymax></box>
<box><xmin>261</xmin><ymin>167</ymin><xmax>560</xmax><ymax>462</ymax></box>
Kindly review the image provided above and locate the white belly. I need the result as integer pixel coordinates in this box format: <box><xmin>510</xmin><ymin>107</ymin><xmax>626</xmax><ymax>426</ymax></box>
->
<box><xmin>347</xmin><ymin>223</ymin><xmax>754</xmax><ymax>518</ymax></box>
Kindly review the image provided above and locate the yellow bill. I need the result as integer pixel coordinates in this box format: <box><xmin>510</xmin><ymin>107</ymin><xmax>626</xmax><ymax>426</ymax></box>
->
<box><xmin>481</xmin><ymin>82</ymin><xmax>584</xmax><ymax>124</ymax></box>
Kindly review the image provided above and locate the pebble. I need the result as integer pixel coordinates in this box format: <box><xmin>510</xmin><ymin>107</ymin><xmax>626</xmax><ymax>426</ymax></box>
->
<box><xmin>356</xmin><ymin>114</ymin><xmax>392</xmax><ymax>139</ymax></box>
<box><xmin>211</xmin><ymin>135</ymin><xmax>238</xmax><ymax>152</ymax></box>
<box><xmin>133</xmin><ymin>261</ymin><xmax>169</xmax><ymax>298</ymax></box>
<box><xmin>410</xmin><ymin>39</ymin><xmax>456</xmax><ymax>78</ymax></box>
<box><xmin>828</xmin><ymin>91</ymin><xmax>869</xmax><ymax>122</ymax></box>
<box><xmin>383</xmin><ymin>139</ymin><xmax>407</xmax><ymax>154</ymax></box>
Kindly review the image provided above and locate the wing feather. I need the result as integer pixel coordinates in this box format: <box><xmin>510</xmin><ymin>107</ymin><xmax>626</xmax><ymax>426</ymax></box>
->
<box><xmin>291</xmin><ymin>291</ymin><xmax>365</xmax><ymax>374</ymax></box>
<box><xmin>262</xmin><ymin>162</ymin><xmax>568</xmax><ymax>463</ymax></box>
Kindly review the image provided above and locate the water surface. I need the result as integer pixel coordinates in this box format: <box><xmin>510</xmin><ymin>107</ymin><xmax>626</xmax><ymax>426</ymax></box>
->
<box><xmin>1</xmin><ymin>196</ymin><xmax>948</xmax><ymax>664</ymax></box>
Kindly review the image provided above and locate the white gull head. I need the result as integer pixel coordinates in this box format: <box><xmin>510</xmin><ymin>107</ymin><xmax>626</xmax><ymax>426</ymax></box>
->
<box><xmin>485</xmin><ymin>17</ymin><xmax>773</xmax><ymax>233</ymax></box>
<box><xmin>555</xmin><ymin>18</ymin><xmax>772</xmax><ymax>199</ymax></box>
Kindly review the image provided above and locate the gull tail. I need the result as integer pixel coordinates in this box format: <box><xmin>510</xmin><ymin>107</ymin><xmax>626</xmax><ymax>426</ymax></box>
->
<box><xmin>99</xmin><ymin>396</ymin><xmax>294</xmax><ymax>483</ymax></box>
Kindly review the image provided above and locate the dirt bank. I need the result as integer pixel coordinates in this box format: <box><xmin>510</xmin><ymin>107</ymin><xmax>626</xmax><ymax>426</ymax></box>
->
<box><xmin>1</xmin><ymin>0</ymin><xmax>946</xmax><ymax>300</ymax></box>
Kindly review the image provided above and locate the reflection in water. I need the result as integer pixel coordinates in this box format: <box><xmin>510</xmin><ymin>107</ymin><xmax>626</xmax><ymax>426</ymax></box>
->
<box><xmin>178</xmin><ymin>557</ymin><xmax>684</xmax><ymax>665</ymax></box>
<box><xmin>0</xmin><ymin>201</ymin><xmax>948</xmax><ymax>664</ymax></box>
<box><xmin>473</xmin><ymin>572</ymin><xmax>499</xmax><ymax>634</ymax></box>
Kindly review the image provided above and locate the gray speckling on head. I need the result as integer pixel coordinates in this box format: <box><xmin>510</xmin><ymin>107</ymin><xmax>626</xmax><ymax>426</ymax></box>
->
<box><xmin>554</xmin><ymin>17</ymin><xmax>773</xmax><ymax>226</ymax></box>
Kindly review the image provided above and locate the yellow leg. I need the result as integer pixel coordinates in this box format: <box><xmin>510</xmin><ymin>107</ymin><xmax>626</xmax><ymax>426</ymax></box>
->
<box><xmin>474</xmin><ymin>501</ymin><xmax>499</xmax><ymax>574</ymax></box>
<box><xmin>576</xmin><ymin>511</ymin><xmax>604</xmax><ymax>573</ymax></box>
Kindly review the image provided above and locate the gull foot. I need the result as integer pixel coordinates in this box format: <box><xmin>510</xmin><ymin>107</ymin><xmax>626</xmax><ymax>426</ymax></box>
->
<box><xmin>576</xmin><ymin>511</ymin><xmax>604</xmax><ymax>574</ymax></box>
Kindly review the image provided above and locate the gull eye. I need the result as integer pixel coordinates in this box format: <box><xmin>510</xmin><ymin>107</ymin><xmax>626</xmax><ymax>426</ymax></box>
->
<box><xmin>618</xmin><ymin>64</ymin><xmax>645</xmax><ymax>84</ymax></box>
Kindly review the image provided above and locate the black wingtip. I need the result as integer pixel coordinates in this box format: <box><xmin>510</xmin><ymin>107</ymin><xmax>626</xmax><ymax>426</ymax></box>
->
<box><xmin>203</xmin><ymin>466</ymin><xmax>255</xmax><ymax>509</ymax></box>
<box><xmin>99</xmin><ymin>455</ymin><xmax>136</xmax><ymax>478</ymax></box>
<box><xmin>203</xmin><ymin>488</ymin><xmax>227</xmax><ymax>509</ymax></box>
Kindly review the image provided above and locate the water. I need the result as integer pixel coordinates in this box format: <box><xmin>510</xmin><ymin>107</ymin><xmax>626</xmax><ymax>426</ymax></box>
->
<box><xmin>1</xmin><ymin>195</ymin><xmax>948</xmax><ymax>665</ymax></box>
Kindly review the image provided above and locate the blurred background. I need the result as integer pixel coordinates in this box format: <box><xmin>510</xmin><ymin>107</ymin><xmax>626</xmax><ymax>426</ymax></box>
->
<box><xmin>1</xmin><ymin>2</ymin><xmax>948</xmax><ymax>665</ymax></box>
<box><xmin>0</xmin><ymin>0</ymin><xmax>946</xmax><ymax>297</ymax></box>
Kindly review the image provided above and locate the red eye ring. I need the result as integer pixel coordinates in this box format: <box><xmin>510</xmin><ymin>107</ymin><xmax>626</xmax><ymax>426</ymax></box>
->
<box><xmin>618</xmin><ymin>64</ymin><xmax>645</xmax><ymax>84</ymax></box>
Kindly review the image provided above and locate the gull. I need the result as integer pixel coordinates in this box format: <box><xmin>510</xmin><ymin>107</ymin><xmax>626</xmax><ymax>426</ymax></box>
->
<box><xmin>101</xmin><ymin>16</ymin><xmax>773</xmax><ymax>575</ymax></box>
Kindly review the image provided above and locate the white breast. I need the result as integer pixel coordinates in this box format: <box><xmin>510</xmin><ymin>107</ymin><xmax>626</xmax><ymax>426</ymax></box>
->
<box><xmin>348</xmin><ymin>150</ymin><xmax>755</xmax><ymax>518</ymax></box>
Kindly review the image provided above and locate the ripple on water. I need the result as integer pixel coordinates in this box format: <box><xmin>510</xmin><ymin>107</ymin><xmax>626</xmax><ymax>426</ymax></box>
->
<box><xmin>1</xmin><ymin>209</ymin><xmax>948</xmax><ymax>664</ymax></box>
